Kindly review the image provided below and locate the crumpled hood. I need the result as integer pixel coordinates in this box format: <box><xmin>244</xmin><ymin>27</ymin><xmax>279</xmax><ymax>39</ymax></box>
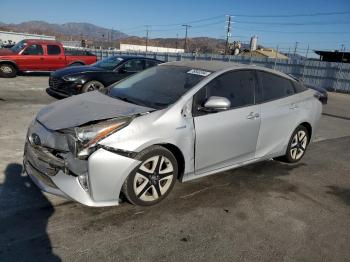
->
<box><xmin>0</xmin><ymin>48</ymin><xmax>16</xmax><ymax>56</ymax></box>
<box><xmin>36</xmin><ymin>91</ymin><xmax>154</xmax><ymax>130</ymax></box>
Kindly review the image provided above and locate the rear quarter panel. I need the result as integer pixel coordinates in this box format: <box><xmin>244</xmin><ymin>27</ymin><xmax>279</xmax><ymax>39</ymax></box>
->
<box><xmin>255</xmin><ymin>89</ymin><xmax>321</xmax><ymax>159</ymax></box>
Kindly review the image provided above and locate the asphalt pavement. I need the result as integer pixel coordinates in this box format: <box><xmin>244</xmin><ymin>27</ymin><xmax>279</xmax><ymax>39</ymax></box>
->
<box><xmin>0</xmin><ymin>76</ymin><xmax>349</xmax><ymax>261</ymax></box>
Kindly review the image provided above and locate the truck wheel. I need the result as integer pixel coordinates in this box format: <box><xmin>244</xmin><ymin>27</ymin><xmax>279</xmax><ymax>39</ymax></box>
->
<box><xmin>0</xmin><ymin>64</ymin><xmax>17</xmax><ymax>78</ymax></box>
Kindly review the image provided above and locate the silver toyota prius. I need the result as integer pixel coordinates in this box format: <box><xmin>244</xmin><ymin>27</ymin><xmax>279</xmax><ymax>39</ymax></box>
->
<box><xmin>24</xmin><ymin>61</ymin><xmax>322</xmax><ymax>207</ymax></box>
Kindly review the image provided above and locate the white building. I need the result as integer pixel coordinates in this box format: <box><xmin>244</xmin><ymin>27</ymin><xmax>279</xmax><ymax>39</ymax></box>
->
<box><xmin>120</xmin><ymin>43</ymin><xmax>184</xmax><ymax>53</ymax></box>
<box><xmin>0</xmin><ymin>31</ymin><xmax>55</xmax><ymax>45</ymax></box>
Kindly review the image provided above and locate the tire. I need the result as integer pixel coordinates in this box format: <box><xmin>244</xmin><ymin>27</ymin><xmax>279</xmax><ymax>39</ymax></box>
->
<box><xmin>0</xmin><ymin>64</ymin><xmax>17</xmax><ymax>78</ymax></box>
<box><xmin>81</xmin><ymin>80</ymin><xmax>104</xmax><ymax>93</ymax></box>
<box><xmin>122</xmin><ymin>145</ymin><xmax>178</xmax><ymax>206</ymax></box>
<box><xmin>280</xmin><ymin>125</ymin><xmax>309</xmax><ymax>163</ymax></box>
<box><xmin>69</xmin><ymin>62</ymin><xmax>83</xmax><ymax>67</ymax></box>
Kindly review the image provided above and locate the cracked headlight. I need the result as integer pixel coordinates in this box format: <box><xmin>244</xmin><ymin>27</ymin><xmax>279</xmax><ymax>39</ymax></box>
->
<box><xmin>69</xmin><ymin>117</ymin><xmax>131</xmax><ymax>159</ymax></box>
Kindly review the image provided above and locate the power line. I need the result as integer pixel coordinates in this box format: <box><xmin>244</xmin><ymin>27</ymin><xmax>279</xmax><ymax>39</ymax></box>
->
<box><xmin>234</xmin><ymin>20</ymin><xmax>350</xmax><ymax>26</ymax></box>
<box><xmin>234</xmin><ymin>26</ymin><xmax>350</xmax><ymax>34</ymax></box>
<box><xmin>231</xmin><ymin>10</ymin><xmax>350</xmax><ymax>18</ymax></box>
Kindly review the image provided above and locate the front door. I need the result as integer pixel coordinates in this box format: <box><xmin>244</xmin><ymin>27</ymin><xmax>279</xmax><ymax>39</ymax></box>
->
<box><xmin>19</xmin><ymin>44</ymin><xmax>46</xmax><ymax>70</ymax></box>
<box><xmin>193</xmin><ymin>70</ymin><xmax>261</xmax><ymax>174</ymax></box>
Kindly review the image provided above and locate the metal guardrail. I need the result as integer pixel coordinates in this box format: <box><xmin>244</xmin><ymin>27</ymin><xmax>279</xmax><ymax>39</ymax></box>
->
<box><xmin>86</xmin><ymin>48</ymin><xmax>350</xmax><ymax>93</ymax></box>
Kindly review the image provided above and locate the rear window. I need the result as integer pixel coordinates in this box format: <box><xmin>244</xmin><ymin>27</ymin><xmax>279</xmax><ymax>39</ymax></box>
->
<box><xmin>293</xmin><ymin>81</ymin><xmax>308</xmax><ymax>93</ymax></box>
<box><xmin>47</xmin><ymin>45</ymin><xmax>61</xmax><ymax>55</ymax></box>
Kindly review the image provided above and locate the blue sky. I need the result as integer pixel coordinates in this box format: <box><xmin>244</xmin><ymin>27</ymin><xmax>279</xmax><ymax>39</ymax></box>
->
<box><xmin>1</xmin><ymin>0</ymin><xmax>350</xmax><ymax>55</ymax></box>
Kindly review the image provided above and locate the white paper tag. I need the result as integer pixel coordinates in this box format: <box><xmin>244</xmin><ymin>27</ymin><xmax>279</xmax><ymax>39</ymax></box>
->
<box><xmin>187</xmin><ymin>69</ymin><xmax>211</xmax><ymax>77</ymax></box>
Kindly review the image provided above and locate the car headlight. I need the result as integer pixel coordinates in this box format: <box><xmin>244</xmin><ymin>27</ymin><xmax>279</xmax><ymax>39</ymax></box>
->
<box><xmin>63</xmin><ymin>75</ymin><xmax>81</xmax><ymax>82</ymax></box>
<box><xmin>67</xmin><ymin>117</ymin><xmax>131</xmax><ymax>159</ymax></box>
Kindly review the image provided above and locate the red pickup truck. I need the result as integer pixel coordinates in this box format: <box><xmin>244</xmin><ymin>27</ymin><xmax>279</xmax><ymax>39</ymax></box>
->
<box><xmin>0</xmin><ymin>39</ymin><xmax>97</xmax><ymax>77</ymax></box>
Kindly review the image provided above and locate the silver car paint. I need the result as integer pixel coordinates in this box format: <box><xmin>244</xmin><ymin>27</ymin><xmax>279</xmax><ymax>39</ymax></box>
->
<box><xmin>24</xmin><ymin>63</ymin><xmax>322</xmax><ymax>206</ymax></box>
<box><xmin>36</xmin><ymin>90</ymin><xmax>153</xmax><ymax>130</ymax></box>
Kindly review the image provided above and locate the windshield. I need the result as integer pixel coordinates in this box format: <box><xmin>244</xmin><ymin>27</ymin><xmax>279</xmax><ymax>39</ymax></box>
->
<box><xmin>93</xmin><ymin>56</ymin><xmax>125</xmax><ymax>70</ymax></box>
<box><xmin>11</xmin><ymin>40</ymin><xmax>27</xmax><ymax>53</ymax></box>
<box><xmin>108</xmin><ymin>65</ymin><xmax>210</xmax><ymax>109</ymax></box>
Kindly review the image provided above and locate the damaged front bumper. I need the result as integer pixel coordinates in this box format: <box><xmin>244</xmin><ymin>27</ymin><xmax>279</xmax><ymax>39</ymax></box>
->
<box><xmin>23</xmin><ymin>121</ymin><xmax>141</xmax><ymax>207</ymax></box>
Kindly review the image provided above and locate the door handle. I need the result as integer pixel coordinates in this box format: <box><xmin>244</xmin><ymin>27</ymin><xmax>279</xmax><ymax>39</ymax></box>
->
<box><xmin>247</xmin><ymin>112</ymin><xmax>260</xmax><ymax>119</ymax></box>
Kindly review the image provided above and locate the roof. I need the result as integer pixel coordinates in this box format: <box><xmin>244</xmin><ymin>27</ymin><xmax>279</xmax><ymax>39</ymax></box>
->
<box><xmin>24</xmin><ymin>39</ymin><xmax>60</xmax><ymax>44</ymax></box>
<box><xmin>162</xmin><ymin>60</ymin><xmax>242</xmax><ymax>72</ymax></box>
<box><xmin>243</xmin><ymin>49</ymin><xmax>288</xmax><ymax>60</ymax></box>
<box><xmin>161</xmin><ymin>60</ymin><xmax>295</xmax><ymax>81</ymax></box>
<box><xmin>314</xmin><ymin>50</ymin><xmax>349</xmax><ymax>63</ymax></box>
<box><xmin>101</xmin><ymin>55</ymin><xmax>162</xmax><ymax>62</ymax></box>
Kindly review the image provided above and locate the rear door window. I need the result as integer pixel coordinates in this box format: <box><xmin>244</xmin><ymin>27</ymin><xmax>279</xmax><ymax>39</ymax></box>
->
<box><xmin>120</xmin><ymin>59</ymin><xmax>145</xmax><ymax>72</ymax></box>
<box><xmin>47</xmin><ymin>45</ymin><xmax>61</xmax><ymax>55</ymax></box>
<box><xmin>22</xmin><ymin>44</ymin><xmax>44</xmax><ymax>55</ymax></box>
<box><xmin>145</xmin><ymin>60</ymin><xmax>160</xmax><ymax>69</ymax></box>
<box><xmin>257</xmin><ymin>71</ymin><xmax>295</xmax><ymax>102</ymax></box>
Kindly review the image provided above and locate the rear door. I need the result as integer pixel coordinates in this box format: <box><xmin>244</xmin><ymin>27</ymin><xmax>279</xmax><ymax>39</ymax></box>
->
<box><xmin>45</xmin><ymin>44</ymin><xmax>66</xmax><ymax>70</ymax></box>
<box><xmin>254</xmin><ymin>71</ymin><xmax>300</xmax><ymax>158</ymax></box>
<box><xmin>18</xmin><ymin>44</ymin><xmax>46</xmax><ymax>70</ymax></box>
<box><xmin>110</xmin><ymin>59</ymin><xmax>145</xmax><ymax>83</ymax></box>
<box><xmin>193</xmin><ymin>70</ymin><xmax>261</xmax><ymax>174</ymax></box>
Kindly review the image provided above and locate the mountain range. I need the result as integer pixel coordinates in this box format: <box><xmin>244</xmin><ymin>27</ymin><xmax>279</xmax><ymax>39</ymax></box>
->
<box><xmin>0</xmin><ymin>20</ymin><xmax>227</xmax><ymax>52</ymax></box>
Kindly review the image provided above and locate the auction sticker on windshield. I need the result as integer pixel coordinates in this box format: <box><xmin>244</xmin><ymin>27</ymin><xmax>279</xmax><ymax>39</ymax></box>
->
<box><xmin>187</xmin><ymin>69</ymin><xmax>211</xmax><ymax>77</ymax></box>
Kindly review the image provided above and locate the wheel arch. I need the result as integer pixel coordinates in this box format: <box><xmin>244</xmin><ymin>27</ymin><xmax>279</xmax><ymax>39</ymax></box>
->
<box><xmin>155</xmin><ymin>143</ymin><xmax>186</xmax><ymax>181</ymax></box>
<box><xmin>299</xmin><ymin>122</ymin><xmax>312</xmax><ymax>144</ymax></box>
<box><xmin>0</xmin><ymin>60</ymin><xmax>19</xmax><ymax>71</ymax></box>
<box><xmin>68</xmin><ymin>60</ymin><xmax>85</xmax><ymax>66</ymax></box>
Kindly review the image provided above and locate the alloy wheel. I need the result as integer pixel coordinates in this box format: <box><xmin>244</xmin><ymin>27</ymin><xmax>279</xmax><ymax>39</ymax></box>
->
<box><xmin>290</xmin><ymin>130</ymin><xmax>308</xmax><ymax>160</ymax></box>
<box><xmin>0</xmin><ymin>65</ymin><xmax>12</xmax><ymax>74</ymax></box>
<box><xmin>133</xmin><ymin>155</ymin><xmax>174</xmax><ymax>202</ymax></box>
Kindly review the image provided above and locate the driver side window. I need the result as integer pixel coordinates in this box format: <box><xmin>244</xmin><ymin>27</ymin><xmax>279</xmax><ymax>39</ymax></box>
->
<box><xmin>193</xmin><ymin>70</ymin><xmax>257</xmax><ymax>116</ymax></box>
<box><xmin>120</xmin><ymin>59</ymin><xmax>144</xmax><ymax>73</ymax></box>
<box><xmin>22</xmin><ymin>44</ymin><xmax>44</xmax><ymax>55</ymax></box>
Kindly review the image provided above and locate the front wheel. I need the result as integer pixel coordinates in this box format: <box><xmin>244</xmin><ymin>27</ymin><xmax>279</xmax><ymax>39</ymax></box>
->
<box><xmin>0</xmin><ymin>64</ymin><xmax>17</xmax><ymax>78</ymax></box>
<box><xmin>281</xmin><ymin>125</ymin><xmax>309</xmax><ymax>163</ymax></box>
<box><xmin>122</xmin><ymin>146</ymin><xmax>178</xmax><ymax>206</ymax></box>
<box><xmin>81</xmin><ymin>80</ymin><xmax>104</xmax><ymax>93</ymax></box>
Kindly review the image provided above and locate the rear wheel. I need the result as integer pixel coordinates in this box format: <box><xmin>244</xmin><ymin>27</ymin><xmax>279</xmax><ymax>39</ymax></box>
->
<box><xmin>281</xmin><ymin>125</ymin><xmax>309</xmax><ymax>163</ymax></box>
<box><xmin>0</xmin><ymin>64</ymin><xmax>17</xmax><ymax>78</ymax></box>
<box><xmin>122</xmin><ymin>146</ymin><xmax>178</xmax><ymax>206</ymax></box>
<box><xmin>81</xmin><ymin>80</ymin><xmax>104</xmax><ymax>93</ymax></box>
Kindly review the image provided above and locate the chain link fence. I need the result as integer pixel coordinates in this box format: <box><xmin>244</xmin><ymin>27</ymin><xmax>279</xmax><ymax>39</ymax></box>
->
<box><xmin>87</xmin><ymin>49</ymin><xmax>350</xmax><ymax>93</ymax></box>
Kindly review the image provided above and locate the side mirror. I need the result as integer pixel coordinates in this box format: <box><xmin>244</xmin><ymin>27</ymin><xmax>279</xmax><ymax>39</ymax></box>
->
<box><xmin>201</xmin><ymin>96</ymin><xmax>231</xmax><ymax>112</ymax></box>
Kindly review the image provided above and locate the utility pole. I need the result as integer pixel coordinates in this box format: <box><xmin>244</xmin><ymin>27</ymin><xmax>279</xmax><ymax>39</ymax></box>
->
<box><xmin>182</xmin><ymin>24</ymin><xmax>192</xmax><ymax>52</ymax></box>
<box><xmin>225</xmin><ymin>15</ymin><xmax>232</xmax><ymax>55</ymax></box>
<box><xmin>293</xmin><ymin>42</ymin><xmax>299</xmax><ymax>57</ymax></box>
<box><xmin>175</xmin><ymin>33</ymin><xmax>178</xmax><ymax>49</ymax></box>
<box><xmin>145</xmin><ymin>25</ymin><xmax>150</xmax><ymax>53</ymax></box>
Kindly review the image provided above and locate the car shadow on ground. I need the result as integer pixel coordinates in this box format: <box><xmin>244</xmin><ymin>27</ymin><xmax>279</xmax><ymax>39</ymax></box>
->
<box><xmin>326</xmin><ymin>185</ymin><xmax>350</xmax><ymax>206</ymax></box>
<box><xmin>45</xmin><ymin>88</ymin><xmax>65</xmax><ymax>100</ymax></box>
<box><xmin>18</xmin><ymin>72</ymin><xmax>51</xmax><ymax>77</ymax></box>
<box><xmin>0</xmin><ymin>163</ymin><xmax>61</xmax><ymax>261</ymax></box>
